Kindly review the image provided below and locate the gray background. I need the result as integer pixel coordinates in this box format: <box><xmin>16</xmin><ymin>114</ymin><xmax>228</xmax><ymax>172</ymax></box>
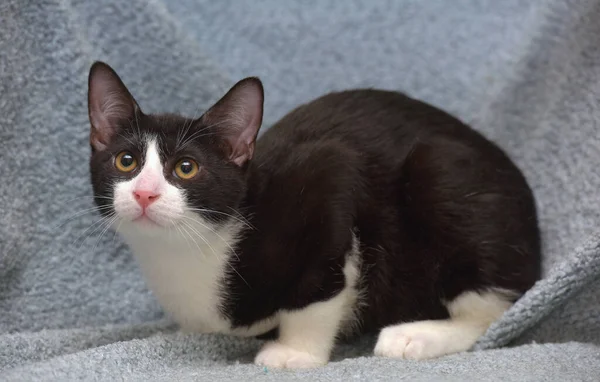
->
<box><xmin>1</xmin><ymin>0</ymin><xmax>599</xmax><ymax>380</ymax></box>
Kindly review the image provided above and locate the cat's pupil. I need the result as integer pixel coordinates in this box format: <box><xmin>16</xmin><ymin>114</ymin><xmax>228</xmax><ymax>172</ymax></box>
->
<box><xmin>180</xmin><ymin>161</ymin><xmax>193</xmax><ymax>173</ymax></box>
<box><xmin>121</xmin><ymin>154</ymin><xmax>134</xmax><ymax>167</ymax></box>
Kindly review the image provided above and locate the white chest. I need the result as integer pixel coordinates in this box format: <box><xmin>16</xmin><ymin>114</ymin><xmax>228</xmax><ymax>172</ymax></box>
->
<box><xmin>120</xmin><ymin>221</ymin><xmax>278</xmax><ymax>336</ymax></box>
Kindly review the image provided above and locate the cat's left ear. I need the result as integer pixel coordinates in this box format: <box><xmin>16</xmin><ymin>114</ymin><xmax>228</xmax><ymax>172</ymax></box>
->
<box><xmin>201</xmin><ymin>77</ymin><xmax>264</xmax><ymax>167</ymax></box>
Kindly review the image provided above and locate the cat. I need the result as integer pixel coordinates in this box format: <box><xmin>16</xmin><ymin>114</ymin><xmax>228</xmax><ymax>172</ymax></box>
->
<box><xmin>88</xmin><ymin>61</ymin><xmax>541</xmax><ymax>369</ymax></box>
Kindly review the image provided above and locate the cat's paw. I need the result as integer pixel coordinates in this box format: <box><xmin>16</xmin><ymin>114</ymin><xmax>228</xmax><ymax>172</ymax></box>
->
<box><xmin>255</xmin><ymin>341</ymin><xmax>326</xmax><ymax>369</ymax></box>
<box><xmin>374</xmin><ymin>322</ymin><xmax>451</xmax><ymax>360</ymax></box>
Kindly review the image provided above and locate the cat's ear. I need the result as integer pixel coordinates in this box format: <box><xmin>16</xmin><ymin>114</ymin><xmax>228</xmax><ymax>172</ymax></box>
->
<box><xmin>88</xmin><ymin>62</ymin><xmax>140</xmax><ymax>151</ymax></box>
<box><xmin>201</xmin><ymin>77</ymin><xmax>264</xmax><ymax>167</ymax></box>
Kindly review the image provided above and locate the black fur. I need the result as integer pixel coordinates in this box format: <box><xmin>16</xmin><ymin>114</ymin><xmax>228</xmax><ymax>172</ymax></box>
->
<box><xmin>89</xmin><ymin>62</ymin><xmax>541</xmax><ymax>337</ymax></box>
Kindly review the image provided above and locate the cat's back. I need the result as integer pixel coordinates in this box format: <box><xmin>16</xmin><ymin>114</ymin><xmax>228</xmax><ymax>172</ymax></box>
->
<box><xmin>254</xmin><ymin>89</ymin><xmax>491</xmax><ymax>168</ymax></box>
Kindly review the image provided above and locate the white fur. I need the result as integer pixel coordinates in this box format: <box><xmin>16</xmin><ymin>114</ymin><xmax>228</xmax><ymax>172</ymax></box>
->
<box><xmin>255</xmin><ymin>237</ymin><xmax>362</xmax><ymax>369</ymax></box>
<box><xmin>113</xmin><ymin>139</ymin><xmax>185</xmax><ymax>228</ymax></box>
<box><xmin>374</xmin><ymin>289</ymin><xmax>513</xmax><ymax>360</ymax></box>
<box><xmin>115</xmin><ymin>138</ymin><xmax>276</xmax><ymax>336</ymax></box>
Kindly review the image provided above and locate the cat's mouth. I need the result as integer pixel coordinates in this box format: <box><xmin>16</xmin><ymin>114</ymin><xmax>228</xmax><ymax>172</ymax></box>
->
<box><xmin>132</xmin><ymin>212</ymin><xmax>160</xmax><ymax>226</ymax></box>
<box><xmin>115</xmin><ymin>204</ymin><xmax>184</xmax><ymax>231</ymax></box>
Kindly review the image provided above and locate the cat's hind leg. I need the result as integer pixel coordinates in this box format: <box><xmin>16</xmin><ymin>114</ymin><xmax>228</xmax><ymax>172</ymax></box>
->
<box><xmin>374</xmin><ymin>289</ymin><xmax>513</xmax><ymax>360</ymax></box>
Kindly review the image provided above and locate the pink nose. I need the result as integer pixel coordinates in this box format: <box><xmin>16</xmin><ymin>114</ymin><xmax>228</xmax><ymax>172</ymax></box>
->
<box><xmin>133</xmin><ymin>190</ymin><xmax>160</xmax><ymax>208</ymax></box>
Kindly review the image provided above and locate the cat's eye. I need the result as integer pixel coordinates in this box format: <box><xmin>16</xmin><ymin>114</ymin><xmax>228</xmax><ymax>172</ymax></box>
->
<box><xmin>174</xmin><ymin>159</ymin><xmax>199</xmax><ymax>180</ymax></box>
<box><xmin>115</xmin><ymin>151</ymin><xmax>138</xmax><ymax>173</ymax></box>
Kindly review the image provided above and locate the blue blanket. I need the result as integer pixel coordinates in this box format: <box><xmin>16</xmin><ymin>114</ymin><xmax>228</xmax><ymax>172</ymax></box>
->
<box><xmin>1</xmin><ymin>0</ymin><xmax>599</xmax><ymax>380</ymax></box>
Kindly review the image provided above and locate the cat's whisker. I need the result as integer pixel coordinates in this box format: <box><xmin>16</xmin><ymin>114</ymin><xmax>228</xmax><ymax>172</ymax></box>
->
<box><xmin>127</xmin><ymin>120</ymin><xmax>145</xmax><ymax>150</ymax></box>
<box><xmin>112</xmin><ymin>219</ymin><xmax>124</xmax><ymax>245</ymax></box>
<box><xmin>71</xmin><ymin>212</ymin><xmax>116</xmax><ymax>249</ymax></box>
<box><xmin>190</xmin><ymin>122</ymin><xmax>226</xmax><ymax>137</ymax></box>
<box><xmin>180</xmin><ymin>219</ymin><xmax>250</xmax><ymax>288</ymax></box>
<box><xmin>178</xmin><ymin>123</ymin><xmax>210</xmax><ymax>149</ymax></box>
<box><xmin>177</xmin><ymin>224</ymin><xmax>195</xmax><ymax>254</ymax></box>
<box><xmin>186</xmin><ymin>207</ymin><xmax>254</xmax><ymax>230</ymax></box>
<box><xmin>52</xmin><ymin>205</ymin><xmax>113</xmax><ymax>230</ymax></box>
<box><xmin>226</xmin><ymin>206</ymin><xmax>255</xmax><ymax>229</ymax></box>
<box><xmin>181</xmin><ymin>210</ymin><xmax>251</xmax><ymax>288</ymax></box>
<box><xmin>159</xmin><ymin>209</ymin><xmax>188</xmax><ymax>226</ymax></box>
<box><xmin>177</xmin><ymin>110</ymin><xmax>197</xmax><ymax>148</ymax></box>
<box><xmin>86</xmin><ymin>213</ymin><xmax>118</xmax><ymax>249</ymax></box>
<box><xmin>179</xmin><ymin>214</ymin><xmax>241</xmax><ymax>263</ymax></box>
<box><xmin>117</xmin><ymin>132</ymin><xmax>137</xmax><ymax>148</ymax></box>
<box><xmin>180</xmin><ymin>220</ymin><xmax>216</xmax><ymax>258</ymax></box>
<box><xmin>179</xmin><ymin>221</ymin><xmax>207</xmax><ymax>259</ymax></box>
<box><xmin>56</xmin><ymin>195</ymin><xmax>114</xmax><ymax>213</ymax></box>
<box><xmin>168</xmin><ymin>218</ymin><xmax>175</xmax><ymax>241</ymax></box>
<box><xmin>204</xmin><ymin>118</ymin><xmax>234</xmax><ymax>130</ymax></box>
<box><xmin>178</xmin><ymin>120</ymin><xmax>231</xmax><ymax>150</ymax></box>
<box><xmin>91</xmin><ymin>214</ymin><xmax>120</xmax><ymax>253</ymax></box>
<box><xmin>178</xmin><ymin>125</ymin><xmax>213</xmax><ymax>150</ymax></box>
<box><xmin>133</xmin><ymin>109</ymin><xmax>142</xmax><ymax>143</ymax></box>
<box><xmin>179</xmin><ymin>133</ymin><xmax>220</xmax><ymax>149</ymax></box>
<box><xmin>59</xmin><ymin>195</ymin><xmax>114</xmax><ymax>204</ymax></box>
<box><xmin>177</xmin><ymin>104</ymin><xmax>204</xmax><ymax>149</ymax></box>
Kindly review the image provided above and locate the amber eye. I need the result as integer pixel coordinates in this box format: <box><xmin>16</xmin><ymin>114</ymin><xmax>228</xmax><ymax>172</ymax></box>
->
<box><xmin>115</xmin><ymin>151</ymin><xmax>137</xmax><ymax>173</ymax></box>
<box><xmin>174</xmin><ymin>158</ymin><xmax>199</xmax><ymax>180</ymax></box>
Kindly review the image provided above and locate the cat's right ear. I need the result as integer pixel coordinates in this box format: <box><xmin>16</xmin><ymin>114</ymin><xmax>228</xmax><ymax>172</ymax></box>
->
<box><xmin>88</xmin><ymin>62</ymin><xmax>140</xmax><ymax>151</ymax></box>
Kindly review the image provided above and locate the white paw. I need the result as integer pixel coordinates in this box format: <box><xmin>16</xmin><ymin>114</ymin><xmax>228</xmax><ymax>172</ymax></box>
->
<box><xmin>374</xmin><ymin>322</ymin><xmax>455</xmax><ymax>360</ymax></box>
<box><xmin>255</xmin><ymin>341</ymin><xmax>326</xmax><ymax>369</ymax></box>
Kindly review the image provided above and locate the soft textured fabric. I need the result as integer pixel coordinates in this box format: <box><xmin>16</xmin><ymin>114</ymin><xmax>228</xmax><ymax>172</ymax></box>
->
<box><xmin>1</xmin><ymin>0</ymin><xmax>599</xmax><ymax>380</ymax></box>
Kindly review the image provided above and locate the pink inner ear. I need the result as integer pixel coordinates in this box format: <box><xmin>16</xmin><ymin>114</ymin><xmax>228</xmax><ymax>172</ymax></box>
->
<box><xmin>229</xmin><ymin>110</ymin><xmax>262</xmax><ymax>165</ymax></box>
<box><xmin>204</xmin><ymin>78</ymin><xmax>264</xmax><ymax>166</ymax></box>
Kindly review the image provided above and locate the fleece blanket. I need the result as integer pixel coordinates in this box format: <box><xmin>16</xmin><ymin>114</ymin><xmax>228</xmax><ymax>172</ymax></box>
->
<box><xmin>1</xmin><ymin>0</ymin><xmax>599</xmax><ymax>380</ymax></box>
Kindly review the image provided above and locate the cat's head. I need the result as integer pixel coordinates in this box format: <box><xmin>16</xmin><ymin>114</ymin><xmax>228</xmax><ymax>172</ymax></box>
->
<box><xmin>87</xmin><ymin>62</ymin><xmax>263</xmax><ymax>235</ymax></box>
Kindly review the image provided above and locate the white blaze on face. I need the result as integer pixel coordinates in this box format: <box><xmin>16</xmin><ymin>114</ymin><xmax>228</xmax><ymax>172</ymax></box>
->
<box><xmin>134</xmin><ymin>139</ymin><xmax>163</xmax><ymax>193</ymax></box>
<box><xmin>113</xmin><ymin>138</ymin><xmax>186</xmax><ymax>228</ymax></box>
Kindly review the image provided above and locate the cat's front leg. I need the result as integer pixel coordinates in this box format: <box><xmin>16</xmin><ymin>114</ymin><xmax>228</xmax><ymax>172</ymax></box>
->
<box><xmin>254</xmin><ymin>293</ymin><xmax>347</xmax><ymax>369</ymax></box>
<box><xmin>254</xmin><ymin>253</ymin><xmax>359</xmax><ymax>369</ymax></box>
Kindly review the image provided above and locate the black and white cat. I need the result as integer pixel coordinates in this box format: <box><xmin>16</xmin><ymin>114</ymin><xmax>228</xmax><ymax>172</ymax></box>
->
<box><xmin>88</xmin><ymin>62</ymin><xmax>541</xmax><ymax>369</ymax></box>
